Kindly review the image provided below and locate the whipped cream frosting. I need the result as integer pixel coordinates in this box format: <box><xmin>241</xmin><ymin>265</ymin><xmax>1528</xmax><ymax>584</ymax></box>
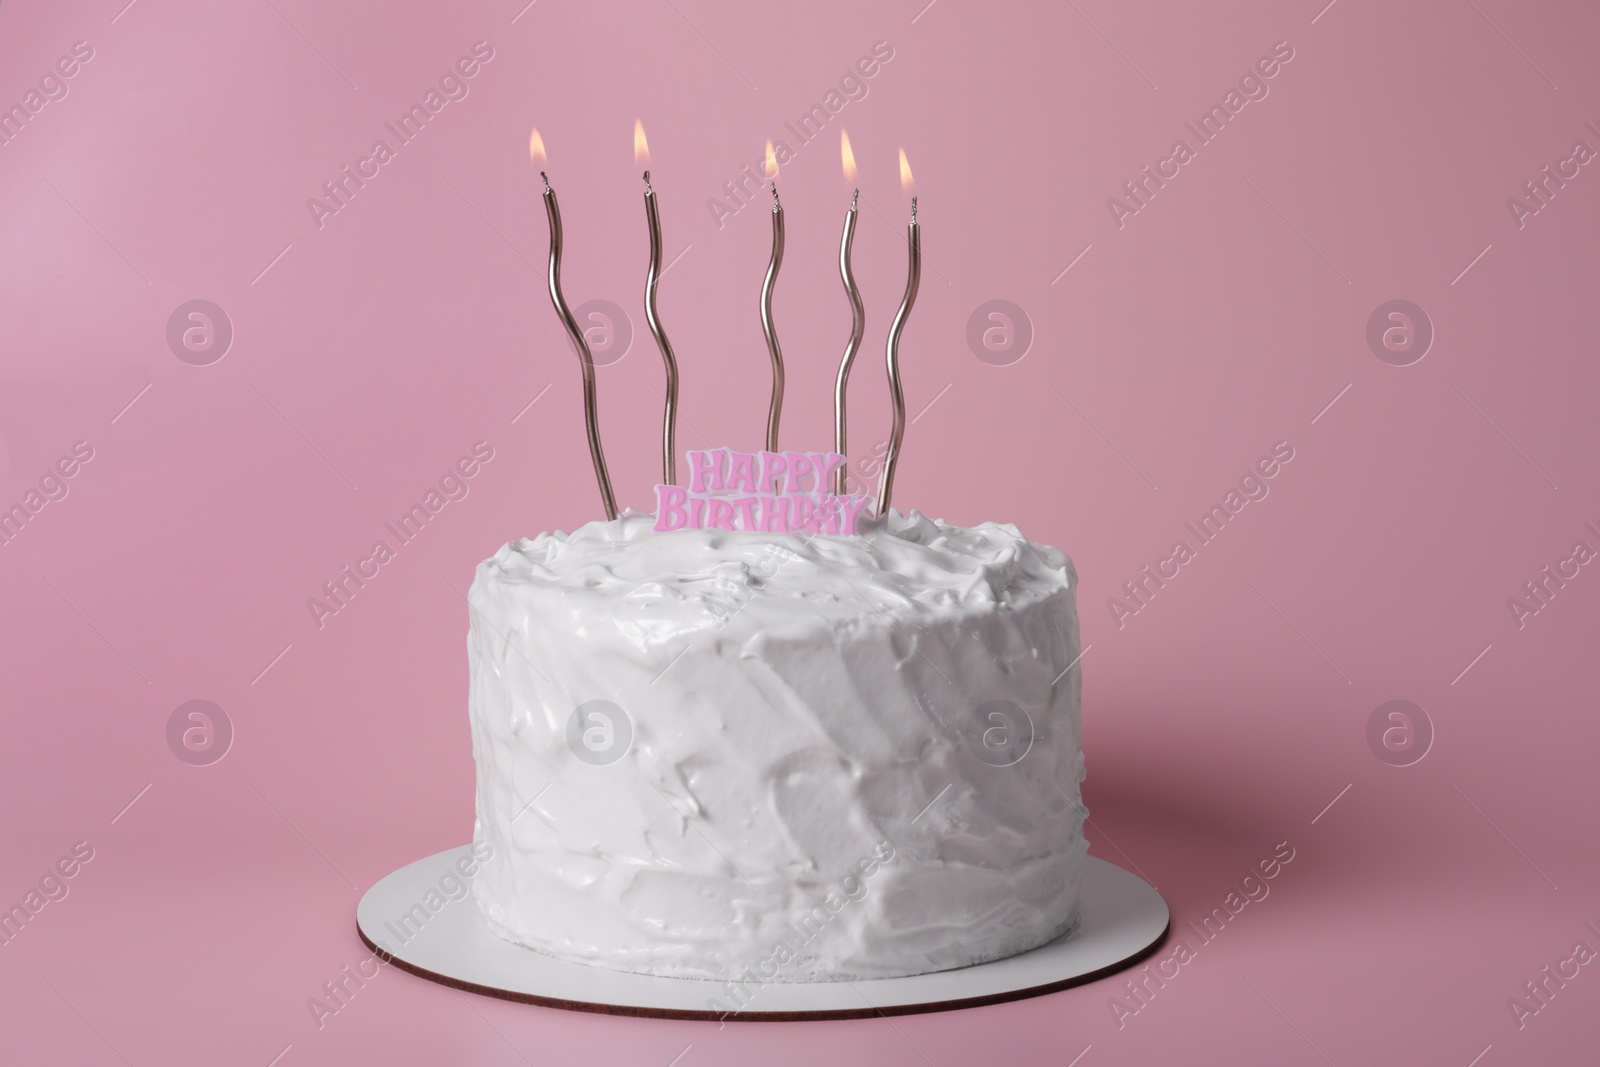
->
<box><xmin>467</xmin><ymin>509</ymin><xmax>1087</xmax><ymax>981</ymax></box>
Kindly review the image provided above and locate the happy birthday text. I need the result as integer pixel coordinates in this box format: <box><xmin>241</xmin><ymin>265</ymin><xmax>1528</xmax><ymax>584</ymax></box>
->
<box><xmin>654</xmin><ymin>449</ymin><xmax>872</xmax><ymax>534</ymax></box>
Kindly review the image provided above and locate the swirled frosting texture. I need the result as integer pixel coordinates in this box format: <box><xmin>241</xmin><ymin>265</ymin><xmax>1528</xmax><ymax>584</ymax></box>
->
<box><xmin>468</xmin><ymin>510</ymin><xmax>1086</xmax><ymax>980</ymax></box>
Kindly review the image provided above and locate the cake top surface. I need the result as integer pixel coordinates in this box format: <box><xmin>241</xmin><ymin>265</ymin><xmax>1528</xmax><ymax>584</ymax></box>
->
<box><xmin>473</xmin><ymin>509</ymin><xmax>1073</xmax><ymax>633</ymax></box>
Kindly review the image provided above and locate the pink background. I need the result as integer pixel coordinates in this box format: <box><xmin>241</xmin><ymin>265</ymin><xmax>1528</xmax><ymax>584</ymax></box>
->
<box><xmin>3</xmin><ymin>0</ymin><xmax>1598</xmax><ymax>1063</ymax></box>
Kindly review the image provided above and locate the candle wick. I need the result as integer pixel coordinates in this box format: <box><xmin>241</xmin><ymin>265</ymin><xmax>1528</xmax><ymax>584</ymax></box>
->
<box><xmin>643</xmin><ymin>169</ymin><xmax>653</xmax><ymax>194</ymax></box>
<box><xmin>771</xmin><ymin>183</ymin><xmax>781</xmax><ymax>212</ymax></box>
<box><xmin>540</xmin><ymin>171</ymin><xmax>551</xmax><ymax>194</ymax></box>
<box><xmin>910</xmin><ymin>195</ymin><xmax>917</xmax><ymax>223</ymax></box>
<box><xmin>851</xmin><ymin>188</ymin><xmax>859</xmax><ymax>211</ymax></box>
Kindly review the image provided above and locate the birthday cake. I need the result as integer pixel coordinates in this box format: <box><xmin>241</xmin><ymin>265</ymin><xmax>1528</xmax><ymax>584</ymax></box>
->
<box><xmin>463</xmin><ymin>133</ymin><xmax>1089</xmax><ymax>986</ymax></box>
<box><xmin>466</xmin><ymin>462</ymin><xmax>1087</xmax><ymax>982</ymax></box>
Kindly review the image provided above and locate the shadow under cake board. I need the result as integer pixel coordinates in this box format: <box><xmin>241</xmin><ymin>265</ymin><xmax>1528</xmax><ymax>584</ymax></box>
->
<box><xmin>356</xmin><ymin>848</ymin><xmax>1171</xmax><ymax>1021</ymax></box>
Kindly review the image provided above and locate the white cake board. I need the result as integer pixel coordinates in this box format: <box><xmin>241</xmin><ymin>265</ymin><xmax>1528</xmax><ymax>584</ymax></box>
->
<box><xmin>357</xmin><ymin>847</ymin><xmax>1169</xmax><ymax>1021</ymax></box>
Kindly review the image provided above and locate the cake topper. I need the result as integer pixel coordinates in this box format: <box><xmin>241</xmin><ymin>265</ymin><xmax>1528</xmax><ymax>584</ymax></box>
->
<box><xmin>654</xmin><ymin>449</ymin><xmax>871</xmax><ymax>534</ymax></box>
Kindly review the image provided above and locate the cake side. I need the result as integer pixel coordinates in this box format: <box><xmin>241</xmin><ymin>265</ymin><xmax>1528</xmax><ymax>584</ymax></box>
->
<box><xmin>466</xmin><ymin>510</ymin><xmax>1087</xmax><ymax>981</ymax></box>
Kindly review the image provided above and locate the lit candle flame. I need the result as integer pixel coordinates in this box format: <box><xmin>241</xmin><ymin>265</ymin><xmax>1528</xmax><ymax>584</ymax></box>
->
<box><xmin>529</xmin><ymin>128</ymin><xmax>547</xmax><ymax>167</ymax></box>
<box><xmin>764</xmin><ymin>140</ymin><xmax>779</xmax><ymax>182</ymax></box>
<box><xmin>841</xmin><ymin>130</ymin><xmax>858</xmax><ymax>186</ymax></box>
<box><xmin>899</xmin><ymin>147</ymin><xmax>914</xmax><ymax>197</ymax></box>
<box><xmin>634</xmin><ymin>119</ymin><xmax>650</xmax><ymax>173</ymax></box>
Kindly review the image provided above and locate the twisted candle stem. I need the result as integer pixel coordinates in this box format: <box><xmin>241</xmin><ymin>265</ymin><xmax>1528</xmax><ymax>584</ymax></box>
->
<box><xmin>833</xmin><ymin>191</ymin><xmax>864</xmax><ymax>495</ymax></box>
<box><xmin>642</xmin><ymin>171</ymin><xmax>679</xmax><ymax>486</ymax></box>
<box><xmin>542</xmin><ymin>178</ymin><xmax>618</xmax><ymax>520</ymax></box>
<box><xmin>760</xmin><ymin>183</ymin><xmax>785</xmax><ymax>452</ymax></box>
<box><xmin>877</xmin><ymin>202</ymin><xmax>920</xmax><ymax>518</ymax></box>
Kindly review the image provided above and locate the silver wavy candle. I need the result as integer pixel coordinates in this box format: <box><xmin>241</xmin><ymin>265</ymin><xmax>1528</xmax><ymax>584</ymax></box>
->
<box><xmin>834</xmin><ymin>189</ymin><xmax>864</xmax><ymax>495</ymax></box>
<box><xmin>833</xmin><ymin>131</ymin><xmax>864</xmax><ymax>496</ymax></box>
<box><xmin>532</xmin><ymin>130</ymin><xmax>617</xmax><ymax>520</ymax></box>
<box><xmin>877</xmin><ymin>149</ymin><xmax>920</xmax><ymax>518</ymax></box>
<box><xmin>759</xmin><ymin>143</ymin><xmax>785</xmax><ymax>452</ymax></box>
<box><xmin>638</xmin><ymin>124</ymin><xmax>679</xmax><ymax>486</ymax></box>
<box><xmin>642</xmin><ymin>170</ymin><xmax>679</xmax><ymax>486</ymax></box>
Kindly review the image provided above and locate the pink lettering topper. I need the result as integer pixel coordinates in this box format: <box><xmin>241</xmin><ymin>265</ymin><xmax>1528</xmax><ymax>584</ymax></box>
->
<box><xmin>655</xmin><ymin>449</ymin><xmax>873</xmax><ymax>534</ymax></box>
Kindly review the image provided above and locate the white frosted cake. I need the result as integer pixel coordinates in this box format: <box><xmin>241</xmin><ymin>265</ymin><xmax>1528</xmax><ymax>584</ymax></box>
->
<box><xmin>466</xmin><ymin>509</ymin><xmax>1086</xmax><ymax>981</ymax></box>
